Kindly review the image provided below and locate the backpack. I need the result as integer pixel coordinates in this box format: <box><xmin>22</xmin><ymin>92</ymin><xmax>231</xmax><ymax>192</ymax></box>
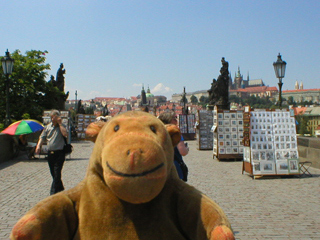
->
<box><xmin>174</xmin><ymin>147</ymin><xmax>188</xmax><ymax>182</ymax></box>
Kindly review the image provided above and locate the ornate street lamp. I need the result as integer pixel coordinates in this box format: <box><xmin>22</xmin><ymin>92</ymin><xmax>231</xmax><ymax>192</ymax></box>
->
<box><xmin>1</xmin><ymin>49</ymin><xmax>14</xmax><ymax>127</ymax></box>
<box><xmin>273</xmin><ymin>53</ymin><xmax>286</xmax><ymax>108</ymax></box>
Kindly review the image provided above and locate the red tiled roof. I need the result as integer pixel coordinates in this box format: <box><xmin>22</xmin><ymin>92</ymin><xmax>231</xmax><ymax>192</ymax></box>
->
<box><xmin>283</xmin><ymin>89</ymin><xmax>320</xmax><ymax>93</ymax></box>
<box><xmin>230</xmin><ymin>86</ymin><xmax>278</xmax><ymax>93</ymax></box>
<box><xmin>292</xmin><ymin>107</ymin><xmax>307</xmax><ymax>115</ymax></box>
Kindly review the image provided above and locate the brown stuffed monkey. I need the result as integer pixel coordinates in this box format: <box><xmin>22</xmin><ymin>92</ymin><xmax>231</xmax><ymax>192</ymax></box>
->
<box><xmin>11</xmin><ymin>111</ymin><xmax>234</xmax><ymax>240</ymax></box>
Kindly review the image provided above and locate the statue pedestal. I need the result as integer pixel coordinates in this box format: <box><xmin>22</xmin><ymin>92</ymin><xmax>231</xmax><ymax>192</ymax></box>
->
<box><xmin>206</xmin><ymin>105</ymin><xmax>215</xmax><ymax>111</ymax></box>
<box><xmin>216</xmin><ymin>102</ymin><xmax>230</xmax><ymax>111</ymax></box>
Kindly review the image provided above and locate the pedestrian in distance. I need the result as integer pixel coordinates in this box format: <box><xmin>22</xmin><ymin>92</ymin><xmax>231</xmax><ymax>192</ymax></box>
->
<box><xmin>35</xmin><ymin>109</ymin><xmax>68</xmax><ymax>195</ymax></box>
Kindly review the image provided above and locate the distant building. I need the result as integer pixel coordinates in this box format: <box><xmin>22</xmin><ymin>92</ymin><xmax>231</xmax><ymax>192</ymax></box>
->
<box><xmin>230</xmin><ymin>86</ymin><xmax>278</xmax><ymax>99</ymax></box>
<box><xmin>293</xmin><ymin>106</ymin><xmax>320</xmax><ymax>136</ymax></box>
<box><xmin>283</xmin><ymin>82</ymin><xmax>320</xmax><ymax>104</ymax></box>
<box><xmin>230</xmin><ymin>67</ymin><xmax>265</xmax><ymax>90</ymax></box>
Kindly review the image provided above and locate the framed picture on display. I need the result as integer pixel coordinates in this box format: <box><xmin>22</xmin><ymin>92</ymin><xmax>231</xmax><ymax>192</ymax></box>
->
<box><xmin>232</xmin><ymin>147</ymin><xmax>238</xmax><ymax>154</ymax></box>
<box><xmin>252</xmin><ymin>161</ymin><xmax>261</xmax><ymax>175</ymax></box>
<box><xmin>239</xmin><ymin>147</ymin><xmax>244</xmax><ymax>154</ymax></box>
<box><xmin>259</xmin><ymin>151</ymin><xmax>266</xmax><ymax>160</ymax></box>
<box><xmin>261</xmin><ymin>161</ymin><xmax>275</xmax><ymax>174</ymax></box>
<box><xmin>252</xmin><ymin>151</ymin><xmax>259</xmax><ymax>161</ymax></box>
<box><xmin>265</xmin><ymin>151</ymin><xmax>273</xmax><ymax>161</ymax></box>
<box><xmin>276</xmin><ymin>160</ymin><xmax>289</xmax><ymax>174</ymax></box>
<box><xmin>288</xmin><ymin>159</ymin><xmax>299</xmax><ymax>174</ymax></box>
<box><xmin>224</xmin><ymin>113</ymin><xmax>230</xmax><ymax>119</ymax></box>
<box><xmin>226</xmin><ymin>148</ymin><xmax>232</xmax><ymax>154</ymax></box>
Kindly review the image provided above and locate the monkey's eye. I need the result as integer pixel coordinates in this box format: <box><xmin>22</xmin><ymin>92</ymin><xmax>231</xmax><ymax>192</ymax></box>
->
<box><xmin>150</xmin><ymin>125</ymin><xmax>156</xmax><ymax>133</ymax></box>
<box><xmin>114</xmin><ymin>125</ymin><xmax>120</xmax><ymax>132</ymax></box>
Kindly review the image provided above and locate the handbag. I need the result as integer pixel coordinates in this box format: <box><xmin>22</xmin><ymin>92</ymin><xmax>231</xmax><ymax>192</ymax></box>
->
<box><xmin>63</xmin><ymin>137</ymin><xmax>73</xmax><ymax>155</ymax></box>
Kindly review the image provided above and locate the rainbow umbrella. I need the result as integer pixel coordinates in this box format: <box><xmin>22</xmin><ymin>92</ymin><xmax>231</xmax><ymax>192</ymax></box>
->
<box><xmin>2</xmin><ymin>119</ymin><xmax>44</xmax><ymax>135</ymax></box>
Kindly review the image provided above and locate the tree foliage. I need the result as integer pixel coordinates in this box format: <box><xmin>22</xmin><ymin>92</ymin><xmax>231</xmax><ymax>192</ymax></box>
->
<box><xmin>229</xmin><ymin>95</ymin><xmax>275</xmax><ymax>109</ymax></box>
<box><xmin>0</xmin><ymin>50</ymin><xmax>65</xmax><ymax>127</ymax></box>
<box><xmin>190</xmin><ymin>95</ymin><xmax>198</xmax><ymax>103</ymax></box>
<box><xmin>296</xmin><ymin>115</ymin><xmax>310</xmax><ymax>135</ymax></box>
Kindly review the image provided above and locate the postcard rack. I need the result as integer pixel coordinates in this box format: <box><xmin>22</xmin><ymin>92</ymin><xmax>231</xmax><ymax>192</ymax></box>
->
<box><xmin>196</xmin><ymin>110</ymin><xmax>213</xmax><ymax>150</ymax></box>
<box><xmin>178</xmin><ymin>114</ymin><xmax>196</xmax><ymax>140</ymax></box>
<box><xmin>242</xmin><ymin>107</ymin><xmax>300</xmax><ymax>178</ymax></box>
<box><xmin>213</xmin><ymin>106</ymin><xmax>244</xmax><ymax>161</ymax></box>
<box><xmin>76</xmin><ymin>114</ymin><xmax>96</xmax><ymax>140</ymax></box>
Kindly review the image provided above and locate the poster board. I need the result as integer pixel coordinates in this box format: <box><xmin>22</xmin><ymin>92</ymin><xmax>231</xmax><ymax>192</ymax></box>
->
<box><xmin>76</xmin><ymin>114</ymin><xmax>96</xmax><ymax>140</ymax></box>
<box><xmin>243</xmin><ymin>107</ymin><xmax>300</xmax><ymax>177</ymax></box>
<box><xmin>213</xmin><ymin>107</ymin><xmax>244</xmax><ymax>160</ymax></box>
<box><xmin>196</xmin><ymin>110</ymin><xmax>213</xmax><ymax>150</ymax></box>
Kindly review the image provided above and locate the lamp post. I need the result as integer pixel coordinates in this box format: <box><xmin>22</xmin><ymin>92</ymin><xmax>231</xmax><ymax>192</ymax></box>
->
<box><xmin>1</xmin><ymin>49</ymin><xmax>14</xmax><ymax>127</ymax></box>
<box><xmin>273</xmin><ymin>53</ymin><xmax>286</xmax><ymax>109</ymax></box>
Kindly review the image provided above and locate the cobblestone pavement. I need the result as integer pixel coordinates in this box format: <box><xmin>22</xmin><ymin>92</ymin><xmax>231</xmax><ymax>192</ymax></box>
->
<box><xmin>1</xmin><ymin>140</ymin><xmax>319</xmax><ymax>239</ymax></box>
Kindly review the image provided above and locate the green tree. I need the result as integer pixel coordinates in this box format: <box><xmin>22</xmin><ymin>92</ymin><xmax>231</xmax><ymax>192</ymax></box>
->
<box><xmin>296</xmin><ymin>115</ymin><xmax>310</xmax><ymax>135</ymax></box>
<box><xmin>199</xmin><ymin>96</ymin><xmax>209</xmax><ymax>104</ymax></box>
<box><xmin>190</xmin><ymin>95</ymin><xmax>198</xmax><ymax>103</ymax></box>
<box><xmin>0</xmin><ymin>50</ymin><xmax>65</xmax><ymax>126</ymax></box>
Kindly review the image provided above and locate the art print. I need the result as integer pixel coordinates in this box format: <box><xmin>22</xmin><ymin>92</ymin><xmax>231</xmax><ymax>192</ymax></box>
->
<box><xmin>288</xmin><ymin>159</ymin><xmax>299</xmax><ymax>174</ymax></box>
<box><xmin>239</xmin><ymin>147</ymin><xmax>244</xmax><ymax>154</ymax></box>
<box><xmin>266</xmin><ymin>151</ymin><xmax>274</xmax><ymax>160</ymax></box>
<box><xmin>276</xmin><ymin>160</ymin><xmax>289</xmax><ymax>174</ymax></box>
<box><xmin>219</xmin><ymin>148</ymin><xmax>225</xmax><ymax>154</ymax></box>
<box><xmin>252</xmin><ymin>161</ymin><xmax>261</xmax><ymax>174</ymax></box>
<box><xmin>260</xmin><ymin>151</ymin><xmax>266</xmax><ymax>160</ymax></box>
<box><xmin>232</xmin><ymin>147</ymin><xmax>238</xmax><ymax>154</ymax></box>
<box><xmin>231</xmin><ymin>113</ymin><xmax>236</xmax><ymax>119</ymax></box>
<box><xmin>261</xmin><ymin>161</ymin><xmax>275</xmax><ymax>174</ymax></box>
<box><xmin>218</xmin><ymin>113</ymin><xmax>223</xmax><ymax>119</ymax></box>
<box><xmin>218</xmin><ymin>127</ymin><xmax>224</xmax><ymax>133</ymax></box>
<box><xmin>231</xmin><ymin>120</ymin><xmax>237</xmax><ymax>126</ymax></box>
<box><xmin>226</xmin><ymin>148</ymin><xmax>232</xmax><ymax>154</ymax></box>
<box><xmin>224</xmin><ymin>113</ymin><xmax>230</xmax><ymax>119</ymax></box>
<box><xmin>252</xmin><ymin>151</ymin><xmax>259</xmax><ymax>161</ymax></box>
<box><xmin>290</xmin><ymin>150</ymin><xmax>298</xmax><ymax>159</ymax></box>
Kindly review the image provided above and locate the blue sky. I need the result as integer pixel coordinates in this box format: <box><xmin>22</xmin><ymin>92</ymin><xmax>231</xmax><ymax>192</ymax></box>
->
<box><xmin>1</xmin><ymin>0</ymin><xmax>319</xmax><ymax>100</ymax></box>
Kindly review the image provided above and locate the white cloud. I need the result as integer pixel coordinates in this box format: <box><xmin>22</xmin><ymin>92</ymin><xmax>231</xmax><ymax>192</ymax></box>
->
<box><xmin>151</xmin><ymin>83</ymin><xmax>173</xmax><ymax>99</ymax></box>
<box><xmin>152</xmin><ymin>83</ymin><xmax>173</xmax><ymax>94</ymax></box>
<box><xmin>133</xmin><ymin>83</ymin><xmax>142</xmax><ymax>87</ymax></box>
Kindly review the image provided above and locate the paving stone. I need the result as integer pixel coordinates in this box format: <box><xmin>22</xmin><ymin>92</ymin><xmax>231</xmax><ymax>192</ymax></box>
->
<box><xmin>0</xmin><ymin>140</ymin><xmax>319</xmax><ymax>240</ymax></box>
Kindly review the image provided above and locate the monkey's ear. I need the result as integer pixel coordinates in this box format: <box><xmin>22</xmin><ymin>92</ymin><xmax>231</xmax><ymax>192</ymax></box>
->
<box><xmin>85</xmin><ymin>122</ymin><xmax>106</xmax><ymax>142</ymax></box>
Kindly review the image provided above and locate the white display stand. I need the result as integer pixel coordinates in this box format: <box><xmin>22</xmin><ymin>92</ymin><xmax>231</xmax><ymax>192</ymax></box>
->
<box><xmin>242</xmin><ymin>107</ymin><xmax>300</xmax><ymax>178</ymax></box>
<box><xmin>213</xmin><ymin>106</ymin><xmax>244</xmax><ymax>161</ymax></box>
